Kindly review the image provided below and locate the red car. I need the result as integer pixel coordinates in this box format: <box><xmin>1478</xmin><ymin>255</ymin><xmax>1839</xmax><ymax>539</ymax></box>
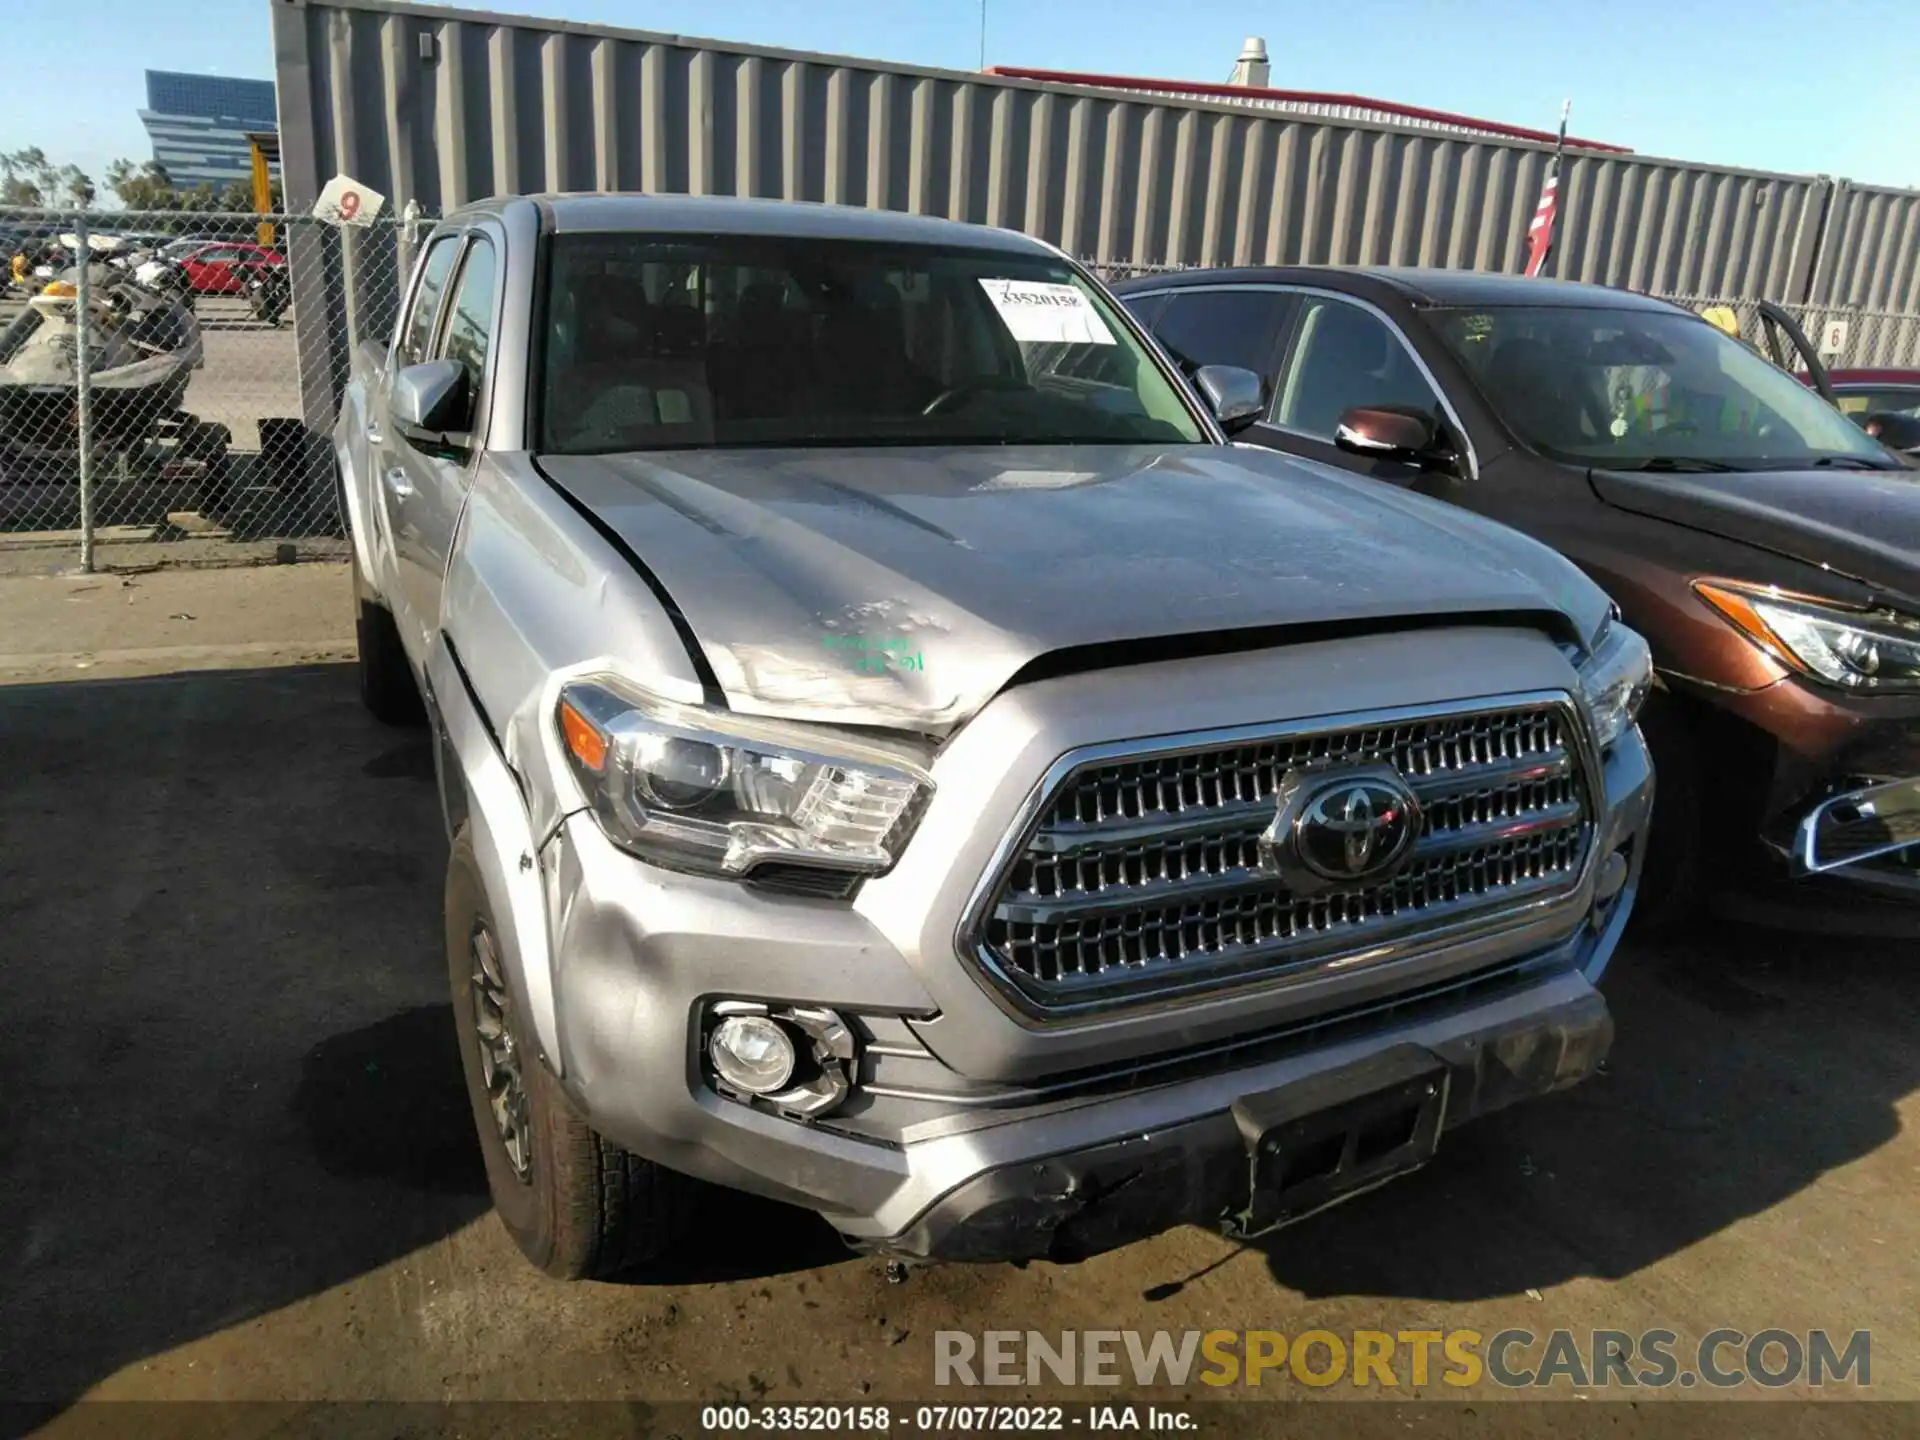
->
<box><xmin>176</xmin><ymin>241</ymin><xmax>285</xmax><ymax>296</ymax></box>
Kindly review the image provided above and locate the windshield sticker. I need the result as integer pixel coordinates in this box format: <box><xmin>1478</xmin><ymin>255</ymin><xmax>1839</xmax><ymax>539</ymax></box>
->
<box><xmin>978</xmin><ymin>280</ymin><xmax>1116</xmax><ymax>346</ymax></box>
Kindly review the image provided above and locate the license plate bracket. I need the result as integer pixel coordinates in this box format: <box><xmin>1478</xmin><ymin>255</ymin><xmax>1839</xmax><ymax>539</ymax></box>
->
<box><xmin>1227</xmin><ymin>1045</ymin><xmax>1448</xmax><ymax>1238</ymax></box>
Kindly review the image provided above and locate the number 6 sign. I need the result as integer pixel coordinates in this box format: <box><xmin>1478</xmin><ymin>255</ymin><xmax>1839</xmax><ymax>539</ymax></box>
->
<box><xmin>313</xmin><ymin>174</ymin><xmax>389</xmax><ymax>228</ymax></box>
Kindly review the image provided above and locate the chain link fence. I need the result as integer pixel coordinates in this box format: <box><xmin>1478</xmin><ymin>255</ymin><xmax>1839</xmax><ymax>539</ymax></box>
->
<box><xmin>0</xmin><ymin>205</ymin><xmax>420</xmax><ymax>575</ymax></box>
<box><xmin>1668</xmin><ymin>295</ymin><xmax>1920</xmax><ymax>374</ymax></box>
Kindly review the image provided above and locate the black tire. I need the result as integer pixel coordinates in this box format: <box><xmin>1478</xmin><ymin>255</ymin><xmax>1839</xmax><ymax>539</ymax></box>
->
<box><xmin>1627</xmin><ymin>689</ymin><xmax>1703</xmax><ymax>938</ymax></box>
<box><xmin>352</xmin><ymin>550</ymin><xmax>424</xmax><ymax>726</ymax></box>
<box><xmin>444</xmin><ymin>827</ymin><xmax>696</xmax><ymax>1279</ymax></box>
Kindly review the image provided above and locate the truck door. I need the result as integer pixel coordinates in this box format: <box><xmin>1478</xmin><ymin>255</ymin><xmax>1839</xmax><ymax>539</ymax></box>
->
<box><xmin>388</xmin><ymin>234</ymin><xmax>499</xmax><ymax>645</ymax></box>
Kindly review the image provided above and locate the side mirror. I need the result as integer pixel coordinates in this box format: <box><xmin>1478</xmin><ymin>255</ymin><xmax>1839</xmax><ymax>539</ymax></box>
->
<box><xmin>1193</xmin><ymin>364</ymin><xmax>1265</xmax><ymax>434</ymax></box>
<box><xmin>1334</xmin><ymin>405</ymin><xmax>1450</xmax><ymax>467</ymax></box>
<box><xmin>391</xmin><ymin>358</ymin><xmax>472</xmax><ymax>458</ymax></box>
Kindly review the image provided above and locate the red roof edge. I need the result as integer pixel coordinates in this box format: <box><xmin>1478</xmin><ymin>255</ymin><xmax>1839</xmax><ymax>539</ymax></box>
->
<box><xmin>986</xmin><ymin>66</ymin><xmax>1631</xmax><ymax>154</ymax></box>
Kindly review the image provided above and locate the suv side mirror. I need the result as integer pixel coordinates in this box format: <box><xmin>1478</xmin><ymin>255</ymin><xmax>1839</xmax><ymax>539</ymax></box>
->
<box><xmin>1193</xmin><ymin>364</ymin><xmax>1265</xmax><ymax>434</ymax></box>
<box><xmin>392</xmin><ymin>358</ymin><xmax>473</xmax><ymax>459</ymax></box>
<box><xmin>1334</xmin><ymin>405</ymin><xmax>1452</xmax><ymax>468</ymax></box>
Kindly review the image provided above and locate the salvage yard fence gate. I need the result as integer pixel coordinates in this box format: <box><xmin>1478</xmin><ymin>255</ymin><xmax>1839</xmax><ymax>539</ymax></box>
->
<box><xmin>2</xmin><ymin>200</ymin><xmax>1917</xmax><ymax>577</ymax></box>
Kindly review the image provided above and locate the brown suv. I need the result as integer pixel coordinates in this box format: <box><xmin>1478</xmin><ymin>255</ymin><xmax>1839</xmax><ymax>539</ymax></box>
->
<box><xmin>1113</xmin><ymin>267</ymin><xmax>1920</xmax><ymax>928</ymax></box>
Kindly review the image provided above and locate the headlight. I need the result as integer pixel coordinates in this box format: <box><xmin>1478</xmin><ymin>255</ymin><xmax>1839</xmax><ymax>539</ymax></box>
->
<box><xmin>555</xmin><ymin>677</ymin><xmax>933</xmax><ymax>881</ymax></box>
<box><xmin>1695</xmin><ymin>581</ymin><xmax>1920</xmax><ymax>692</ymax></box>
<box><xmin>1577</xmin><ymin>619</ymin><xmax>1653</xmax><ymax>751</ymax></box>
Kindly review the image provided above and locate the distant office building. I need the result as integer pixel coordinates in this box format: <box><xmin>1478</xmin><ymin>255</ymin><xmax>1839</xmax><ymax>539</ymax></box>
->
<box><xmin>139</xmin><ymin>70</ymin><xmax>280</xmax><ymax>191</ymax></box>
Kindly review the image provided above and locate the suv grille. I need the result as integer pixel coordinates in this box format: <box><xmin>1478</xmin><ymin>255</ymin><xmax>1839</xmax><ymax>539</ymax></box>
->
<box><xmin>971</xmin><ymin>699</ymin><xmax>1595</xmax><ymax>1013</ymax></box>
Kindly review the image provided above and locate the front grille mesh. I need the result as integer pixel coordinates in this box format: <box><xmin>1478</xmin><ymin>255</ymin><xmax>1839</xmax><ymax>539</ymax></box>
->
<box><xmin>976</xmin><ymin>702</ymin><xmax>1593</xmax><ymax>1008</ymax></box>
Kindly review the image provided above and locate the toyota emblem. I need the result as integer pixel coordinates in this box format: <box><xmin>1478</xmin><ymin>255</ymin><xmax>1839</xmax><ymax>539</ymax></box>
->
<box><xmin>1261</xmin><ymin>766</ymin><xmax>1423</xmax><ymax>889</ymax></box>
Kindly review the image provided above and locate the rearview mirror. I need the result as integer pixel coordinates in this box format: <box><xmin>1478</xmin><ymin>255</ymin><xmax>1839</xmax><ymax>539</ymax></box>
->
<box><xmin>392</xmin><ymin>358</ymin><xmax>472</xmax><ymax>456</ymax></box>
<box><xmin>1334</xmin><ymin>405</ymin><xmax>1448</xmax><ymax>466</ymax></box>
<box><xmin>1193</xmin><ymin>365</ymin><xmax>1265</xmax><ymax>434</ymax></box>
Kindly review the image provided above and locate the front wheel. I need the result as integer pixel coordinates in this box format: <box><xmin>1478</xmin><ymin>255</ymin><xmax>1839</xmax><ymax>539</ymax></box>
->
<box><xmin>444</xmin><ymin>827</ymin><xmax>697</xmax><ymax>1279</ymax></box>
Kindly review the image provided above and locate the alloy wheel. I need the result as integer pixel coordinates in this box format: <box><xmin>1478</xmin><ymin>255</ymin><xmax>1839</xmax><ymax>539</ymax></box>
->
<box><xmin>468</xmin><ymin>923</ymin><xmax>533</xmax><ymax>1182</ymax></box>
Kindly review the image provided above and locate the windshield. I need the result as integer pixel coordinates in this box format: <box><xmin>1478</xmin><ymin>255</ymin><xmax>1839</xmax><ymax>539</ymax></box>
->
<box><xmin>1433</xmin><ymin>305</ymin><xmax>1897</xmax><ymax>471</ymax></box>
<box><xmin>537</xmin><ymin>233</ymin><xmax>1205</xmax><ymax>454</ymax></box>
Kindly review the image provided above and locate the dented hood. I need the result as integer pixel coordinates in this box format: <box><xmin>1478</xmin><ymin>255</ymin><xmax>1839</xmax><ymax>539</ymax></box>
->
<box><xmin>537</xmin><ymin>444</ymin><xmax>1609</xmax><ymax>732</ymax></box>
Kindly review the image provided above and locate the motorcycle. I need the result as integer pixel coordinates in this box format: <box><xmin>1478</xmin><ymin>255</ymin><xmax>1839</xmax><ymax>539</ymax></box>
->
<box><xmin>244</xmin><ymin>263</ymin><xmax>290</xmax><ymax>327</ymax></box>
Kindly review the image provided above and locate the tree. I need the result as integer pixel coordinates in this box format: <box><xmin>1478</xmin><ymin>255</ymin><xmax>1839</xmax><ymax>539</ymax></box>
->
<box><xmin>1</xmin><ymin>148</ymin><xmax>94</xmax><ymax>208</ymax></box>
<box><xmin>217</xmin><ymin>175</ymin><xmax>282</xmax><ymax>212</ymax></box>
<box><xmin>107</xmin><ymin>158</ymin><xmax>175</xmax><ymax>211</ymax></box>
<box><xmin>55</xmin><ymin>164</ymin><xmax>94</xmax><ymax>208</ymax></box>
<box><xmin>1</xmin><ymin>147</ymin><xmax>51</xmax><ymax>206</ymax></box>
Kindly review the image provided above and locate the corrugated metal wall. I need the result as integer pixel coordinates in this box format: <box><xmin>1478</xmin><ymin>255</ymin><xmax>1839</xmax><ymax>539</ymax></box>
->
<box><xmin>1809</xmin><ymin>182</ymin><xmax>1920</xmax><ymax>312</ymax></box>
<box><xmin>271</xmin><ymin>0</ymin><xmax>1914</xmax><ymax>313</ymax></box>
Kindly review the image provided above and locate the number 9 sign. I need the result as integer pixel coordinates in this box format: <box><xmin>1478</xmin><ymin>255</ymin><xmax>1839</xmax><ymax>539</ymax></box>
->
<box><xmin>313</xmin><ymin>174</ymin><xmax>388</xmax><ymax>228</ymax></box>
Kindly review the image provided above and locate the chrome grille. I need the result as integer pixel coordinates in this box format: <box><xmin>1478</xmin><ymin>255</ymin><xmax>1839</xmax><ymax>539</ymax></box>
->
<box><xmin>972</xmin><ymin>699</ymin><xmax>1595</xmax><ymax>1012</ymax></box>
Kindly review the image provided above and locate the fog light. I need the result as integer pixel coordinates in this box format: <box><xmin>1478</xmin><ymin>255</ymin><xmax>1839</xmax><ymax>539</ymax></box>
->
<box><xmin>1596</xmin><ymin>847</ymin><xmax>1630</xmax><ymax>903</ymax></box>
<box><xmin>708</xmin><ymin>1015</ymin><xmax>796</xmax><ymax>1095</ymax></box>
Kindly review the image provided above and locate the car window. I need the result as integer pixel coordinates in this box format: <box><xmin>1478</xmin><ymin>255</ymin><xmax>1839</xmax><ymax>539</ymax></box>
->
<box><xmin>1836</xmin><ymin>387</ymin><xmax>1920</xmax><ymax>419</ymax></box>
<box><xmin>196</xmin><ymin>247</ymin><xmax>239</xmax><ymax>264</ymax></box>
<box><xmin>537</xmin><ymin>234</ymin><xmax>1205</xmax><ymax>454</ymax></box>
<box><xmin>1121</xmin><ymin>291</ymin><xmax>1171</xmax><ymax>330</ymax></box>
<box><xmin>1150</xmin><ymin>289</ymin><xmax>1297</xmax><ymax>396</ymax></box>
<box><xmin>1433</xmin><ymin>305</ymin><xmax>1896</xmax><ymax>470</ymax></box>
<box><xmin>436</xmin><ymin>238</ymin><xmax>497</xmax><ymax>400</ymax></box>
<box><xmin>398</xmin><ymin>238</ymin><xmax>461</xmax><ymax>368</ymax></box>
<box><xmin>1273</xmin><ymin>297</ymin><xmax>1442</xmax><ymax>437</ymax></box>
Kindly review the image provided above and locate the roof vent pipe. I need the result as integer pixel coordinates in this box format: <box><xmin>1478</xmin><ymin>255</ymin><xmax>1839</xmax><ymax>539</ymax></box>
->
<box><xmin>1230</xmin><ymin>37</ymin><xmax>1270</xmax><ymax>89</ymax></box>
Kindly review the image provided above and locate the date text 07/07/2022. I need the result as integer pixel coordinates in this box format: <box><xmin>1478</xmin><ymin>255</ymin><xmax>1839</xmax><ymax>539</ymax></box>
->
<box><xmin>699</xmin><ymin>1403</ymin><xmax>1193</xmax><ymax>1432</ymax></box>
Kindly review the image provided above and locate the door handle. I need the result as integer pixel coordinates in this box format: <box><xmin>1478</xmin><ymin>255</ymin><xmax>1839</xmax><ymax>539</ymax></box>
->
<box><xmin>383</xmin><ymin>467</ymin><xmax>416</xmax><ymax>499</ymax></box>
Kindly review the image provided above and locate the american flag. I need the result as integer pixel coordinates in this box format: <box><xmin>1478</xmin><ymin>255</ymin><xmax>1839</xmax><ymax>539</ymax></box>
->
<box><xmin>1523</xmin><ymin>100</ymin><xmax>1571</xmax><ymax>279</ymax></box>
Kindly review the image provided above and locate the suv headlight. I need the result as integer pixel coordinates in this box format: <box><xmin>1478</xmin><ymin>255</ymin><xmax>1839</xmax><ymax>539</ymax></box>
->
<box><xmin>555</xmin><ymin>677</ymin><xmax>933</xmax><ymax>881</ymax></box>
<box><xmin>1696</xmin><ymin>581</ymin><xmax>1920</xmax><ymax>692</ymax></box>
<box><xmin>1578</xmin><ymin>619</ymin><xmax>1653</xmax><ymax>751</ymax></box>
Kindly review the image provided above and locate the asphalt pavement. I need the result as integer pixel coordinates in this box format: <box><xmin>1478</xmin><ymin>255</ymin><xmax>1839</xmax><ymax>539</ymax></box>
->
<box><xmin>1</xmin><ymin>565</ymin><xmax>1916</xmax><ymax>1436</ymax></box>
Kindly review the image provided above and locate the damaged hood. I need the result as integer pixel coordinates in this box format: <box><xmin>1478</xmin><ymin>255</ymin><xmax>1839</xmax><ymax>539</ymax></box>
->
<box><xmin>537</xmin><ymin>444</ymin><xmax>1610</xmax><ymax>731</ymax></box>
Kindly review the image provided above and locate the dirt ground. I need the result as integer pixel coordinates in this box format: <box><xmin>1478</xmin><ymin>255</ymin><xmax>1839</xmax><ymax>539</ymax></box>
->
<box><xmin>2</xmin><ymin>564</ymin><xmax>1917</xmax><ymax>1438</ymax></box>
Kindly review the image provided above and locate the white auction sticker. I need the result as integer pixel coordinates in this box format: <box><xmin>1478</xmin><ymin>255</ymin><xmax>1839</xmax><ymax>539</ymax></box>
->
<box><xmin>978</xmin><ymin>280</ymin><xmax>1115</xmax><ymax>345</ymax></box>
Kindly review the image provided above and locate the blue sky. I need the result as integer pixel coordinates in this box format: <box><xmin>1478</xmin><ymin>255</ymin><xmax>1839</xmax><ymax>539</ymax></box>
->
<box><xmin>5</xmin><ymin>0</ymin><xmax>1917</xmax><ymax>196</ymax></box>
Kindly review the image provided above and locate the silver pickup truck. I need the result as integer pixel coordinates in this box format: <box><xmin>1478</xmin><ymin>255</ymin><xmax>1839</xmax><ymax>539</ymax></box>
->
<box><xmin>336</xmin><ymin>194</ymin><xmax>1654</xmax><ymax>1278</ymax></box>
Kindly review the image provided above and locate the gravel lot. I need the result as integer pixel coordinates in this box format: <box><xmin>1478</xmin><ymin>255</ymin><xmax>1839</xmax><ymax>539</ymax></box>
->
<box><xmin>1</xmin><ymin>565</ymin><xmax>1916</xmax><ymax>1438</ymax></box>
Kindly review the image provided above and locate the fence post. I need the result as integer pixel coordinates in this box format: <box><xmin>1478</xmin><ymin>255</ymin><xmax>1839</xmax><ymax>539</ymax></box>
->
<box><xmin>72</xmin><ymin>209</ymin><xmax>95</xmax><ymax>574</ymax></box>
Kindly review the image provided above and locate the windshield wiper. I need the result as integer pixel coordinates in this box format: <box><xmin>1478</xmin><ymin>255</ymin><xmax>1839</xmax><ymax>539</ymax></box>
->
<box><xmin>1608</xmin><ymin>457</ymin><xmax>1742</xmax><ymax>473</ymax></box>
<box><xmin>1804</xmin><ymin>455</ymin><xmax>1896</xmax><ymax>471</ymax></box>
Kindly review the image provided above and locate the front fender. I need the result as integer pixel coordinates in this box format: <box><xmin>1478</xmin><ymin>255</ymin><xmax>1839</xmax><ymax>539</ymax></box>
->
<box><xmin>441</xmin><ymin>455</ymin><xmax>711</xmax><ymax>844</ymax></box>
<box><xmin>426</xmin><ymin>638</ymin><xmax>565</xmax><ymax>1076</ymax></box>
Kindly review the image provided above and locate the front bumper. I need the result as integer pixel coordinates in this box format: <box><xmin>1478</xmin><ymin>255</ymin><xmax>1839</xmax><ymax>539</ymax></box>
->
<box><xmin>864</xmin><ymin>980</ymin><xmax>1610</xmax><ymax>1262</ymax></box>
<box><xmin>528</xmin><ymin>630</ymin><xmax>1652</xmax><ymax>1260</ymax></box>
<box><xmin>1682</xmin><ymin>672</ymin><xmax>1920</xmax><ymax>901</ymax></box>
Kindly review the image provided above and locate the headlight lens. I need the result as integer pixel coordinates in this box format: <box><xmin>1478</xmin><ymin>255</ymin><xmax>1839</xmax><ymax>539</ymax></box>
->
<box><xmin>1578</xmin><ymin>620</ymin><xmax>1653</xmax><ymax>751</ymax></box>
<box><xmin>1696</xmin><ymin>581</ymin><xmax>1920</xmax><ymax>691</ymax></box>
<box><xmin>555</xmin><ymin>677</ymin><xmax>933</xmax><ymax>881</ymax></box>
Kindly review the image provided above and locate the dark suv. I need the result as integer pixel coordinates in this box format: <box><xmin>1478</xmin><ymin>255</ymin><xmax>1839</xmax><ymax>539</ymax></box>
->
<box><xmin>1114</xmin><ymin>267</ymin><xmax>1920</xmax><ymax>928</ymax></box>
